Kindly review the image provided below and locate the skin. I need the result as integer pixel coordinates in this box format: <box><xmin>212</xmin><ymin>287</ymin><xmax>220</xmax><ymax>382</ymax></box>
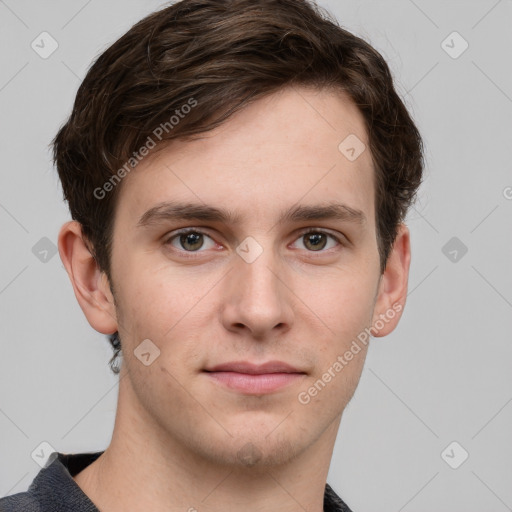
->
<box><xmin>58</xmin><ymin>85</ymin><xmax>410</xmax><ymax>512</ymax></box>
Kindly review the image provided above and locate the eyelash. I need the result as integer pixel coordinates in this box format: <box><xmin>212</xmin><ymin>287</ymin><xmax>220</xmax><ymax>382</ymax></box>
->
<box><xmin>163</xmin><ymin>227</ymin><xmax>345</xmax><ymax>257</ymax></box>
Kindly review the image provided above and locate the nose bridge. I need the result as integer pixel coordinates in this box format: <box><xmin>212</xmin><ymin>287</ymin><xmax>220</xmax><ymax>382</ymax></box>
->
<box><xmin>235</xmin><ymin>234</ymin><xmax>283</xmax><ymax>303</ymax></box>
<box><xmin>221</xmin><ymin>234</ymin><xmax>293</xmax><ymax>335</ymax></box>
<box><xmin>240</xmin><ymin>247</ymin><xmax>280</xmax><ymax>298</ymax></box>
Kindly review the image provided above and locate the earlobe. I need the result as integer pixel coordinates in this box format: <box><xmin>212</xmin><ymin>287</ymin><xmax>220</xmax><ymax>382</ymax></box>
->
<box><xmin>58</xmin><ymin>220</ymin><xmax>118</xmax><ymax>335</ymax></box>
<box><xmin>370</xmin><ymin>223</ymin><xmax>411</xmax><ymax>338</ymax></box>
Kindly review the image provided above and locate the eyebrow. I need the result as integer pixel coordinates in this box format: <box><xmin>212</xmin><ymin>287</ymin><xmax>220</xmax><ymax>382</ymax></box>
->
<box><xmin>136</xmin><ymin>200</ymin><xmax>367</xmax><ymax>228</ymax></box>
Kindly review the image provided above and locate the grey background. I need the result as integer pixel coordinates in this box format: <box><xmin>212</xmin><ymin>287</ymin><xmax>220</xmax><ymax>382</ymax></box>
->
<box><xmin>1</xmin><ymin>0</ymin><xmax>511</xmax><ymax>510</ymax></box>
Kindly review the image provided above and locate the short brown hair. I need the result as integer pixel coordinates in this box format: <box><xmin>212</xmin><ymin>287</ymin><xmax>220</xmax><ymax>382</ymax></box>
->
<box><xmin>53</xmin><ymin>0</ymin><xmax>424</xmax><ymax>372</ymax></box>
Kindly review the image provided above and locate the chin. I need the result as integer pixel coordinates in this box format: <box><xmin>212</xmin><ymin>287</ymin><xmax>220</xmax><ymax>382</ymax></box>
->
<box><xmin>195</xmin><ymin>429</ymin><xmax>307</xmax><ymax>470</ymax></box>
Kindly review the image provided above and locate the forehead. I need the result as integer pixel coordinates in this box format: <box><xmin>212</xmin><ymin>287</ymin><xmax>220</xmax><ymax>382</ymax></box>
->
<box><xmin>115</xmin><ymin>86</ymin><xmax>375</xmax><ymax>229</ymax></box>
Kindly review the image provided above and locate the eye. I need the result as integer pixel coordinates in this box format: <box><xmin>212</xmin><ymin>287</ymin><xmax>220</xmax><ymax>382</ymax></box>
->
<box><xmin>291</xmin><ymin>229</ymin><xmax>342</xmax><ymax>252</ymax></box>
<box><xmin>165</xmin><ymin>228</ymin><xmax>217</xmax><ymax>252</ymax></box>
<box><xmin>164</xmin><ymin>227</ymin><xmax>343</xmax><ymax>256</ymax></box>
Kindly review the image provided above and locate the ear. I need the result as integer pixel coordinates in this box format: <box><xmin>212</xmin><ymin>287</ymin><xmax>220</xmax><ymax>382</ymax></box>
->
<box><xmin>370</xmin><ymin>223</ymin><xmax>411</xmax><ymax>337</ymax></box>
<box><xmin>58</xmin><ymin>220</ymin><xmax>118</xmax><ymax>334</ymax></box>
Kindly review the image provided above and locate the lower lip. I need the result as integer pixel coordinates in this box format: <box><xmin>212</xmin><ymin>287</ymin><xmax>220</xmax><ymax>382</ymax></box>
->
<box><xmin>205</xmin><ymin>371</ymin><xmax>305</xmax><ymax>394</ymax></box>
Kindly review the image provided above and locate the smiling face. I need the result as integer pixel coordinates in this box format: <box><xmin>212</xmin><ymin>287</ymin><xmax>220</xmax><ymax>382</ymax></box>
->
<box><xmin>81</xmin><ymin>85</ymin><xmax>408</xmax><ymax>468</ymax></box>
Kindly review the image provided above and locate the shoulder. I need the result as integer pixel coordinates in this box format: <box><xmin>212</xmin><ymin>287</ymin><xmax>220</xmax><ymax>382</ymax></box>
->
<box><xmin>0</xmin><ymin>450</ymin><xmax>103</xmax><ymax>512</ymax></box>
<box><xmin>0</xmin><ymin>491</ymin><xmax>41</xmax><ymax>512</ymax></box>
<box><xmin>324</xmin><ymin>482</ymin><xmax>355</xmax><ymax>512</ymax></box>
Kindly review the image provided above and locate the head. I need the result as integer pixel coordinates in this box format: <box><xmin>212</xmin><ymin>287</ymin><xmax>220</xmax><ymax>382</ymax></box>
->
<box><xmin>56</xmin><ymin>0</ymin><xmax>423</xmax><ymax>468</ymax></box>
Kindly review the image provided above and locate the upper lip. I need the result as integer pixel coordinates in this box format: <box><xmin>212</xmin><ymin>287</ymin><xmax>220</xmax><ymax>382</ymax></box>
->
<box><xmin>204</xmin><ymin>361</ymin><xmax>304</xmax><ymax>374</ymax></box>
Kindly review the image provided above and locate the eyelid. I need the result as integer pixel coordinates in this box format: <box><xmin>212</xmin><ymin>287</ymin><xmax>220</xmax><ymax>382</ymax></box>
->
<box><xmin>293</xmin><ymin>227</ymin><xmax>345</xmax><ymax>245</ymax></box>
<box><xmin>163</xmin><ymin>227</ymin><xmax>218</xmax><ymax>248</ymax></box>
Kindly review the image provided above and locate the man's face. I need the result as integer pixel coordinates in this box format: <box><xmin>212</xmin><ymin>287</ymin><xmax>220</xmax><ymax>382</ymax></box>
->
<box><xmin>108</xmin><ymin>86</ymin><xmax>385</xmax><ymax>467</ymax></box>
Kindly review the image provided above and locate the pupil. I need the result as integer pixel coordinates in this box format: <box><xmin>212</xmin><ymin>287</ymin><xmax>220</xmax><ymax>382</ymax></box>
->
<box><xmin>181</xmin><ymin>232</ymin><xmax>202</xmax><ymax>251</ymax></box>
<box><xmin>306</xmin><ymin>233</ymin><xmax>326</xmax><ymax>250</ymax></box>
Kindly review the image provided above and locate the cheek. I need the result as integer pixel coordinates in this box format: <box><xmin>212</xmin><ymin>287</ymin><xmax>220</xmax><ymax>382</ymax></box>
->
<box><xmin>115</xmin><ymin>261</ymin><xmax>200</xmax><ymax>334</ymax></box>
<box><xmin>300</xmin><ymin>270</ymin><xmax>376</xmax><ymax>346</ymax></box>
<box><xmin>115</xmin><ymin>267</ymin><xmax>212</xmax><ymax>376</ymax></box>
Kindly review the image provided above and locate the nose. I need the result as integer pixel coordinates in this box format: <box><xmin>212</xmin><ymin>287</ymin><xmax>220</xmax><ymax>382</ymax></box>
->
<box><xmin>220</xmin><ymin>243</ymin><xmax>295</xmax><ymax>339</ymax></box>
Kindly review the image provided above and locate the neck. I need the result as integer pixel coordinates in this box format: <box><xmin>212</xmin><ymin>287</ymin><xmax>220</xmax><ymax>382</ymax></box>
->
<box><xmin>73</xmin><ymin>369</ymin><xmax>341</xmax><ymax>512</ymax></box>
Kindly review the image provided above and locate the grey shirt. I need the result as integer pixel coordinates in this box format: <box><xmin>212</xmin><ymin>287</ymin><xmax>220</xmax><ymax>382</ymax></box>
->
<box><xmin>0</xmin><ymin>451</ymin><xmax>354</xmax><ymax>511</ymax></box>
